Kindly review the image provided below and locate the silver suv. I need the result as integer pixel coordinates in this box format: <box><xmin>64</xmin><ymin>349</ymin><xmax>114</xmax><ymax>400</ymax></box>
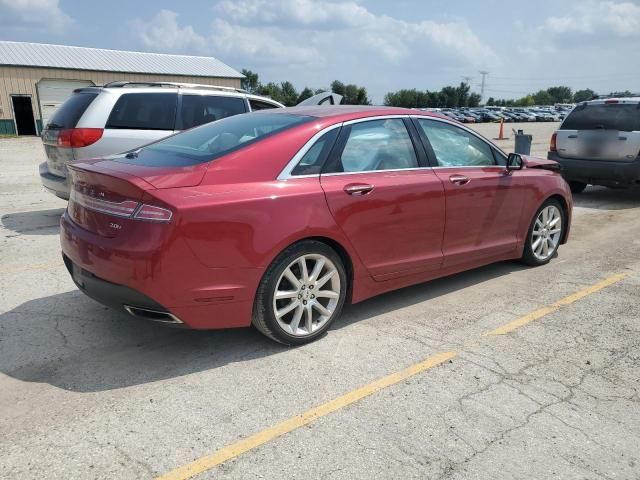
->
<box><xmin>548</xmin><ymin>98</ymin><xmax>640</xmax><ymax>192</ymax></box>
<box><xmin>39</xmin><ymin>82</ymin><xmax>340</xmax><ymax>199</ymax></box>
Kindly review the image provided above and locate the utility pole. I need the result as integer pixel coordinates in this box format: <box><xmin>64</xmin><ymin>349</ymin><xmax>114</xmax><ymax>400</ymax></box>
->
<box><xmin>479</xmin><ymin>71</ymin><xmax>489</xmax><ymax>103</ymax></box>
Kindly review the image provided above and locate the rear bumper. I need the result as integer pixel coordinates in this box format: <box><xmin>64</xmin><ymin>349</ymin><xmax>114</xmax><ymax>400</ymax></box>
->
<box><xmin>547</xmin><ymin>152</ymin><xmax>640</xmax><ymax>186</ymax></box>
<box><xmin>63</xmin><ymin>254</ymin><xmax>184</xmax><ymax>325</ymax></box>
<box><xmin>39</xmin><ymin>162</ymin><xmax>70</xmax><ymax>200</ymax></box>
<box><xmin>60</xmin><ymin>210</ymin><xmax>262</xmax><ymax>330</ymax></box>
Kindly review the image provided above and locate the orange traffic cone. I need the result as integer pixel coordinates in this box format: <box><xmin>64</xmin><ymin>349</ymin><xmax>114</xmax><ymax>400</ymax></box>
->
<box><xmin>494</xmin><ymin>118</ymin><xmax>509</xmax><ymax>140</ymax></box>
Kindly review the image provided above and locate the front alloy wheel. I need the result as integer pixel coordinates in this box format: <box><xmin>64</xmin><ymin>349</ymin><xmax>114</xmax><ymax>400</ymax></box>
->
<box><xmin>522</xmin><ymin>199</ymin><xmax>565</xmax><ymax>266</ymax></box>
<box><xmin>253</xmin><ymin>241</ymin><xmax>347</xmax><ymax>345</ymax></box>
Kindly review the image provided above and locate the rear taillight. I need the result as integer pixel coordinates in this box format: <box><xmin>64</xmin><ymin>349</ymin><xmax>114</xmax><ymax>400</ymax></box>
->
<box><xmin>70</xmin><ymin>190</ymin><xmax>172</xmax><ymax>223</ymax></box>
<box><xmin>71</xmin><ymin>190</ymin><xmax>139</xmax><ymax>217</ymax></box>
<box><xmin>57</xmin><ymin>128</ymin><xmax>103</xmax><ymax>148</ymax></box>
<box><xmin>550</xmin><ymin>132</ymin><xmax>557</xmax><ymax>152</ymax></box>
<box><xmin>133</xmin><ymin>204</ymin><xmax>173</xmax><ymax>222</ymax></box>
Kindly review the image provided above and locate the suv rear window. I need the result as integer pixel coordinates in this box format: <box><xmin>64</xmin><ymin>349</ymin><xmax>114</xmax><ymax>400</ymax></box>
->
<box><xmin>180</xmin><ymin>95</ymin><xmax>246</xmax><ymax>130</ymax></box>
<box><xmin>106</xmin><ymin>93</ymin><xmax>177</xmax><ymax>130</ymax></box>
<box><xmin>46</xmin><ymin>92</ymin><xmax>97</xmax><ymax>129</ymax></box>
<box><xmin>562</xmin><ymin>103</ymin><xmax>640</xmax><ymax>131</ymax></box>
<box><xmin>122</xmin><ymin>112</ymin><xmax>312</xmax><ymax>166</ymax></box>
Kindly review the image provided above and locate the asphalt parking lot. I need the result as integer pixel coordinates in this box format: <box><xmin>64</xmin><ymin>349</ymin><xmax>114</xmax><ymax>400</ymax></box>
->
<box><xmin>1</xmin><ymin>122</ymin><xmax>640</xmax><ymax>480</ymax></box>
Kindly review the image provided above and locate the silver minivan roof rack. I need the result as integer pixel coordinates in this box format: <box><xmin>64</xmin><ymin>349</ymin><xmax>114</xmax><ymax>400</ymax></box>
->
<box><xmin>102</xmin><ymin>81</ymin><xmax>249</xmax><ymax>94</ymax></box>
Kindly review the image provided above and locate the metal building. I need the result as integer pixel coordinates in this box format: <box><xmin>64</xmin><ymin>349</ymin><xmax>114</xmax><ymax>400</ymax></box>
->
<box><xmin>0</xmin><ymin>41</ymin><xmax>244</xmax><ymax>136</ymax></box>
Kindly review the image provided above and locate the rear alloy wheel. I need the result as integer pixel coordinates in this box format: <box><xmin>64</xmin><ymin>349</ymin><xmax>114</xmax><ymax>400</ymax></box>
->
<box><xmin>521</xmin><ymin>200</ymin><xmax>565</xmax><ymax>266</ymax></box>
<box><xmin>568</xmin><ymin>181</ymin><xmax>587</xmax><ymax>194</ymax></box>
<box><xmin>253</xmin><ymin>241</ymin><xmax>347</xmax><ymax>345</ymax></box>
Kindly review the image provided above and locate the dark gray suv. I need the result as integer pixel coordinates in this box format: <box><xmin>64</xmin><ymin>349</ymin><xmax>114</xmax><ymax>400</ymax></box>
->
<box><xmin>548</xmin><ymin>98</ymin><xmax>640</xmax><ymax>192</ymax></box>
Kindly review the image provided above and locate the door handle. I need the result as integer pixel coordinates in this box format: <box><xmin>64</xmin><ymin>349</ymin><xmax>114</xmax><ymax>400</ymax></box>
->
<box><xmin>344</xmin><ymin>183</ymin><xmax>374</xmax><ymax>196</ymax></box>
<box><xmin>449</xmin><ymin>174</ymin><xmax>470</xmax><ymax>186</ymax></box>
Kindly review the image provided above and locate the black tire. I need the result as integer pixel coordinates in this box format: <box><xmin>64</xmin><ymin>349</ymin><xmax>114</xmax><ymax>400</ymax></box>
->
<box><xmin>568</xmin><ymin>181</ymin><xmax>587</xmax><ymax>194</ymax></box>
<box><xmin>252</xmin><ymin>240</ymin><xmax>348</xmax><ymax>345</ymax></box>
<box><xmin>521</xmin><ymin>198</ymin><xmax>565</xmax><ymax>267</ymax></box>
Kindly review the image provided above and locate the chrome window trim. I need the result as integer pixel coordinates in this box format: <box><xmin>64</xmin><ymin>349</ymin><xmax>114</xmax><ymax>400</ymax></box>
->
<box><xmin>277</xmin><ymin>114</ymin><xmax>510</xmax><ymax>180</ymax></box>
<box><xmin>321</xmin><ymin>166</ymin><xmax>433</xmax><ymax>177</ymax></box>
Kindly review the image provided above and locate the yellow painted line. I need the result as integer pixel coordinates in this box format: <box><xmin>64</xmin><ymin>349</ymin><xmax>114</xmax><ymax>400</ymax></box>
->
<box><xmin>486</xmin><ymin>272</ymin><xmax>627</xmax><ymax>335</ymax></box>
<box><xmin>156</xmin><ymin>350</ymin><xmax>457</xmax><ymax>480</ymax></box>
<box><xmin>157</xmin><ymin>272</ymin><xmax>628</xmax><ymax>479</ymax></box>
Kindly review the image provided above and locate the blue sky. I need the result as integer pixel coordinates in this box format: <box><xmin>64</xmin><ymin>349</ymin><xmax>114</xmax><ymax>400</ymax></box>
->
<box><xmin>1</xmin><ymin>0</ymin><xmax>638</xmax><ymax>103</ymax></box>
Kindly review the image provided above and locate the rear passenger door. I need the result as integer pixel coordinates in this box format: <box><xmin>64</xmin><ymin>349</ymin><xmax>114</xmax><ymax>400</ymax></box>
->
<box><xmin>320</xmin><ymin>117</ymin><xmax>446</xmax><ymax>281</ymax></box>
<box><xmin>178</xmin><ymin>94</ymin><xmax>247</xmax><ymax>130</ymax></box>
<box><xmin>100</xmin><ymin>92</ymin><xmax>178</xmax><ymax>154</ymax></box>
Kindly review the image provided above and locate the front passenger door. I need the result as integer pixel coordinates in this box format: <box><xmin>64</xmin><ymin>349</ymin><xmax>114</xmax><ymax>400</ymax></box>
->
<box><xmin>414</xmin><ymin>118</ymin><xmax>524</xmax><ymax>267</ymax></box>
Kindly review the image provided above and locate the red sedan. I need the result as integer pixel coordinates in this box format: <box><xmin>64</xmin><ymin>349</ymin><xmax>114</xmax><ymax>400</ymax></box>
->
<box><xmin>60</xmin><ymin>106</ymin><xmax>572</xmax><ymax>345</ymax></box>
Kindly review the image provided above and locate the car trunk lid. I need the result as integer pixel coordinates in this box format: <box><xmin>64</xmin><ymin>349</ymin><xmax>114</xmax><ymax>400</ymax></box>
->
<box><xmin>67</xmin><ymin>156</ymin><xmax>205</xmax><ymax>238</ymax></box>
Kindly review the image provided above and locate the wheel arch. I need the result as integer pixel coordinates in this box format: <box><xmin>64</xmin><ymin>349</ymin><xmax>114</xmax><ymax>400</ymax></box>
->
<box><xmin>265</xmin><ymin>235</ymin><xmax>355</xmax><ymax>304</ymax></box>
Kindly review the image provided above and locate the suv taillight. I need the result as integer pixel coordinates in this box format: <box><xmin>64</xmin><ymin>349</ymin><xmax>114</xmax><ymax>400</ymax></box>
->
<box><xmin>550</xmin><ymin>132</ymin><xmax>557</xmax><ymax>152</ymax></box>
<box><xmin>57</xmin><ymin>128</ymin><xmax>103</xmax><ymax>148</ymax></box>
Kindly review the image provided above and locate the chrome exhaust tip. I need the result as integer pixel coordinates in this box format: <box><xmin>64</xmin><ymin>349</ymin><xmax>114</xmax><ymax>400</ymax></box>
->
<box><xmin>123</xmin><ymin>305</ymin><xmax>183</xmax><ymax>324</ymax></box>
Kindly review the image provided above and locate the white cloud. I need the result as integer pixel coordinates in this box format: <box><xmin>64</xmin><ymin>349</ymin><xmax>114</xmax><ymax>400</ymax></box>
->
<box><xmin>134</xmin><ymin>10</ymin><xmax>207</xmax><ymax>53</ymax></box>
<box><xmin>213</xmin><ymin>0</ymin><xmax>375</xmax><ymax>29</ymax></box>
<box><xmin>0</xmin><ymin>0</ymin><xmax>72</xmax><ymax>32</ymax></box>
<box><xmin>207</xmin><ymin>19</ymin><xmax>318</xmax><ymax>66</ymax></box>
<box><xmin>544</xmin><ymin>1</ymin><xmax>640</xmax><ymax>37</ymax></box>
<box><xmin>131</xmin><ymin>0</ymin><xmax>498</xmax><ymax>100</ymax></box>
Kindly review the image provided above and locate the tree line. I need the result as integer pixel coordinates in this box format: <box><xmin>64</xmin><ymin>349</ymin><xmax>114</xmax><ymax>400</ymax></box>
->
<box><xmin>241</xmin><ymin>69</ymin><xmax>629</xmax><ymax>108</ymax></box>
<box><xmin>383</xmin><ymin>83</ymin><xmax>482</xmax><ymax>108</ymax></box>
<box><xmin>241</xmin><ymin>69</ymin><xmax>371</xmax><ymax>106</ymax></box>
<box><xmin>486</xmin><ymin>86</ymin><xmax>614</xmax><ymax>107</ymax></box>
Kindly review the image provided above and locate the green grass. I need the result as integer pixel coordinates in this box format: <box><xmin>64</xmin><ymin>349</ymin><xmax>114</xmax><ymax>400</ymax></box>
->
<box><xmin>0</xmin><ymin>134</ymin><xmax>17</xmax><ymax>138</ymax></box>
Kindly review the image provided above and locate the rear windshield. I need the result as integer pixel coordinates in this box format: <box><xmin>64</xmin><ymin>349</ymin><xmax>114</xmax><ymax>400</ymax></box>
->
<box><xmin>120</xmin><ymin>112</ymin><xmax>313</xmax><ymax>167</ymax></box>
<box><xmin>46</xmin><ymin>92</ymin><xmax>97</xmax><ymax>129</ymax></box>
<box><xmin>562</xmin><ymin>103</ymin><xmax>640</xmax><ymax>131</ymax></box>
<box><xmin>106</xmin><ymin>93</ymin><xmax>177</xmax><ymax>131</ymax></box>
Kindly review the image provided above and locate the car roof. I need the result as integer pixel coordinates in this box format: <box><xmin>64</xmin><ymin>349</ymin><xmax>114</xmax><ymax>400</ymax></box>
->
<box><xmin>582</xmin><ymin>97</ymin><xmax>640</xmax><ymax>105</ymax></box>
<box><xmin>259</xmin><ymin>105</ymin><xmax>448</xmax><ymax>123</ymax></box>
<box><xmin>74</xmin><ymin>84</ymin><xmax>285</xmax><ymax>106</ymax></box>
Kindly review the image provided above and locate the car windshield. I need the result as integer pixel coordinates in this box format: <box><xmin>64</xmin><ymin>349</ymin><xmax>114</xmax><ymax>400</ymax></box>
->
<box><xmin>130</xmin><ymin>112</ymin><xmax>313</xmax><ymax>165</ymax></box>
<box><xmin>562</xmin><ymin>103</ymin><xmax>640</xmax><ymax>131</ymax></box>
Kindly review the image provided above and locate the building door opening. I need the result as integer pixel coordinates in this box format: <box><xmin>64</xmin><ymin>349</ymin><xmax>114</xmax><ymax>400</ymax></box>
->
<box><xmin>11</xmin><ymin>96</ymin><xmax>37</xmax><ymax>136</ymax></box>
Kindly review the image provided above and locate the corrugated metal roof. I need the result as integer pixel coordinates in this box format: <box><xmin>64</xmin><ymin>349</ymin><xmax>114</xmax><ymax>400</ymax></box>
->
<box><xmin>0</xmin><ymin>41</ymin><xmax>244</xmax><ymax>79</ymax></box>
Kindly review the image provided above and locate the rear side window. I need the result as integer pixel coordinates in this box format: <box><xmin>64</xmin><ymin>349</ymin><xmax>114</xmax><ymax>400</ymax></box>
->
<box><xmin>249</xmin><ymin>99</ymin><xmax>280</xmax><ymax>111</ymax></box>
<box><xmin>46</xmin><ymin>92</ymin><xmax>97</xmax><ymax>129</ymax></box>
<box><xmin>129</xmin><ymin>112</ymin><xmax>313</xmax><ymax>166</ymax></box>
<box><xmin>106</xmin><ymin>93</ymin><xmax>177</xmax><ymax>130</ymax></box>
<box><xmin>562</xmin><ymin>104</ymin><xmax>640</xmax><ymax>131</ymax></box>
<box><xmin>291</xmin><ymin>128</ymin><xmax>339</xmax><ymax>176</ymax></box>
<box><xmin>326</xmin><ymin>119</ymin><xmax>418</xmax><ymax>173</ymax></box>
<box><xmin>180</xmin><ymin>95</ymin><xmax>247</xmax><ymax>130</ymax></box>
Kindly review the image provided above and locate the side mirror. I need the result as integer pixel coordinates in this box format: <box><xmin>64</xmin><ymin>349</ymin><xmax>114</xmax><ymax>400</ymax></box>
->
<box><xmin>506</xmin><ymin>153</ymin><xmax>524</xmax><ymax>171</ymax></box>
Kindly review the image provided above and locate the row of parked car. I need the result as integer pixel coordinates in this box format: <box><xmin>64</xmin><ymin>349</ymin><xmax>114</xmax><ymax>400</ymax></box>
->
<box><xmin>425</xmin><ymin>106</ymin><xmax>573</xmax><ymax>123</ymax></box>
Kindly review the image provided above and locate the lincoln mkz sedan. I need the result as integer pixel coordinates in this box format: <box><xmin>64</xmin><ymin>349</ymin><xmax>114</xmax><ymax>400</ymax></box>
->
<box><xmin>60</xmin><ymin>106</ymin><xmax>572</xmax><ymax>345</ymax></box>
